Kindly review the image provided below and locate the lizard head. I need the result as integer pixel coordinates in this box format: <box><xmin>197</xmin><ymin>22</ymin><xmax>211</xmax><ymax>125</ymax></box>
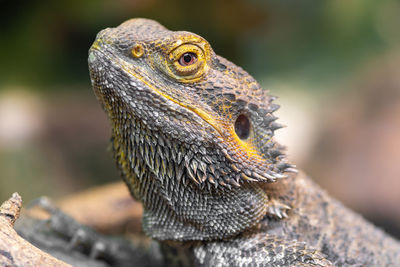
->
<box><xmin>89</xmin><ymin>18</ymin><xmax>295</xmax><ymax>241</ymax></box>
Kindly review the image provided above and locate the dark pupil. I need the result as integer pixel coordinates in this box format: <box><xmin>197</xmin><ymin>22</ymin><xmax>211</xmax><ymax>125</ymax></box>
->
<box><xmin>183</xmin><ymin>54</ymin><xmax>192</xmax><ymax>63</ymax></box>
<box><xmin>234</xmin><ymin>114</ymin><xmax>251</xmax><ymax>140</ymax></box>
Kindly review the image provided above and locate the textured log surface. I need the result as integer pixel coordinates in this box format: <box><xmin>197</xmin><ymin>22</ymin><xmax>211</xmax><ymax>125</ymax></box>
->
<box><xmin>0</xmin><ymin>184</ymin><xmax>155</xmax><ymax>267</ymax></box>
<box><xmin>0</xmin><ymin>193</ymin><xmax>71</xmax><ymax>267</ymax></box>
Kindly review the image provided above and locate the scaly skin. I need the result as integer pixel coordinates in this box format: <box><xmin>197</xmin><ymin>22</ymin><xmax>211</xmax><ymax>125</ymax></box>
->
<box><xmin>88</xmin><ymin>18</ymin><xmax>400</xmax><ymax>266</ymax></box>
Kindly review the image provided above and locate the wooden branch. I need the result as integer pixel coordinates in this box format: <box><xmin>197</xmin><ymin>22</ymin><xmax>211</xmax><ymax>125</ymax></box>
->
<box><xmin>57</xmin><ymin>182</ymin><xmax>143</xmax><ymax>234</ymax></box>
<box><xmin>0</xmin><ymin>183</ymin><xmax>152</xmax><ymax>267</ymax></box>
<box><xmin>0</xmin><ymin>193</ymin><xmax>71</xmax><ymax>267</ymax></box>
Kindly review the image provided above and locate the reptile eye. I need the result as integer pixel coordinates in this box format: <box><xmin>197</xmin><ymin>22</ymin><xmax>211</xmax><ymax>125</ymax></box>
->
<box><xmin>234</xmin><ymin>114</ymin><xmax>251</xmax><ymax>140</ymax></box>
<box><xmin>179</xmin><ymin>52</ymin><xmax>197</xmax><ymax>66</ymax></box>
<box><xmin>168</xmin><ymin>44</ymin><xmax>206</xmax><ymax>80</ymax></box>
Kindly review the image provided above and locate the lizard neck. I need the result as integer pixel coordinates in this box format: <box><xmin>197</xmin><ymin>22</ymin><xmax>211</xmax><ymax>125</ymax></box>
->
<box><xmin>111</xmin><ymin>114</ymin><xmax>270</xmax><ymax>241</ymax></box>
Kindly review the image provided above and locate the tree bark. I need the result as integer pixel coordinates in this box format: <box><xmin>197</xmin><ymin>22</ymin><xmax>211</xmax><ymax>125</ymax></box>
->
<box><xmin>0</xmin><ymin>193</ymin><xmax>71</xmax><ymax>267</ymax></box>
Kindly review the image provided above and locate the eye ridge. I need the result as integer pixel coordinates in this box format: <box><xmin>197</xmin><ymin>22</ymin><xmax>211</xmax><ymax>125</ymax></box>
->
<box><xmin>234</xmin><ymin>114</ymin><xmax>251</xmax><ymax>140</ymax></box>
<box><xmin>179</xmin><ymin>52</ymin><xmax>197</xmax><ymax>66</ymax></box>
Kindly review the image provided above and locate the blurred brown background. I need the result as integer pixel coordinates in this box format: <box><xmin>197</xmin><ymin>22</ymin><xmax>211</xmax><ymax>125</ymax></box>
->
<box><xmin>1</xmin><ymin>0</ymin><xmax>399</xmax><ymax>238</ymax></box>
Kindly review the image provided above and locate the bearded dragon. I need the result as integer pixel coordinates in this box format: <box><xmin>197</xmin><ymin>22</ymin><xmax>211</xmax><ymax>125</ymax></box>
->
<box><xmin>88</xmin><ymin>18</ymin><xmax>400</xmax><ymax>266</ymax></box>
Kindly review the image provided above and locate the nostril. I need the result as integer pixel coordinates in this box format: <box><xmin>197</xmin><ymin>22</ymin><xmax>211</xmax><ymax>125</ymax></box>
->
<box><xmin>132</xmin><ymin>44</ymin><xmax>144</xmax><ymax>58</ymax></box>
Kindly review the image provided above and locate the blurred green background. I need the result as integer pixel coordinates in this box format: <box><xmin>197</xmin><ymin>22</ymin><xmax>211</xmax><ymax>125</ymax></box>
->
<box><xmin>1</xmin><ymin>0</ymin><xmax>400</xmax><ymax>237</ymax></box>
